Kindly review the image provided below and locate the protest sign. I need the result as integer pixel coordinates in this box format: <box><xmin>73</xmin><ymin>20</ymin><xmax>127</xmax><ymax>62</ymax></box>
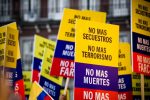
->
<box><xmin>39</xmin><ymin>48</ymin><xmax>62</xmax><ymax>99</ymax></box>
<box><xmin>50</xmin><ymin>8</ymin><xmax>106</xmax><ymax>78</ymax></box>
<box><xmin>118</xmin><ymin>43</ymin><xmax>132</xmax><ymax>100</ymax></box>
<box><xmin>32</xmin><ymin>35</ymin><xmax>55</xmax><ymax>82</ymax></box>
<box><xmin>131</xmin><ymin>0</ymin><xmax>150</xmax><ymax>76</ymax></box>
<box><xmin>74</xmin><ymin>20</ymin><xmax>119</xmax><ymax>100</ymax></box>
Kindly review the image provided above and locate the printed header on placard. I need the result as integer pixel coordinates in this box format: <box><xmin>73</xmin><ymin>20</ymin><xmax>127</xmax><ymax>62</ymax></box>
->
<box><xmin>118</xmin><ymin>43</ymin><xmax>132</xmax><ymax>75</ymax></box>
<box><xmin>58</xmin><ymin>8</ymin><xmax>106</xmax><ymax>42</ymax></box>
<box><xmin>75</xmin><ymin>20</ymin><xmax>119</xmax><ymax>67</ymax></box>
<box><xmin>132</xmin><ymin>0</ymin><xmax>150</xmax><ymax>36</ymax></box>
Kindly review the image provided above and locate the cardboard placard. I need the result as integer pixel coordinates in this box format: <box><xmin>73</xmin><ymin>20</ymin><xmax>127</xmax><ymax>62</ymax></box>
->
<box><xmin>0</xmin><ymin>26</ymin><xmax>18</xmax><ymax>88</ymax></box>
<box><xmin>118</xmin><ymin>43</ymin><xmax>132</xmax><ymax>75</ymax></box>
<box><xmin>40</xmin><ymin>48</ymin><xmax>63</xmax><ymax>86</ymax></box>
<box><xmin>74</xmin><ymin>20</ymin><xmax>119</xmax><ymax>100</ymax></box>
<box><xmin>131</xmin><ymin>0</ymin><xmax>150</xmax><ymax>76</ymax></box>
<box><xmin>132</xmin><ymin>73</ymin><xmax>150</xmax><ymax>99</ymax></box>
<box><xmin>50</xmin><ymin>8</ymin><xmax>106</xmax><ymax>78</ymax></box>
<box><xmin>23</xmin><ymin>71</ymin><xmax>32</xmax><ymax>98</ymax></box>
<box><xmin>32</xmin><ymin>35</ymin><xmax>55</xmax><ymax>82</ymax></box>
<box><xmin>39</xmin><ymin>48</ymin><xmax>62</xmax><ymax>100</ymax></box>
<box><xmin>4</xmin><ymin>22</ymin><xmax>25</xmax><ymax>100</ymax></box>
<box><xmin>118</xmin><ymin>43</ymin><xmax>132</xmax><ymax>100</ymax></box>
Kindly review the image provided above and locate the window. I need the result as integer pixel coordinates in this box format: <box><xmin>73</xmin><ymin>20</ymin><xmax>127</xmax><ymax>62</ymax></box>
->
<box><xmin>48</xmin><ymin>0</ymin><xmax>70</xmax><ymax>20</ymax></box>
<box><xmin>21</xmin><ymin>0</ymin><xmax>40</xmax><ymax>22</ymax></box>
<box><xmin>79</xmin><ymin>0</ymin><xmax>100</xmax><ymax>11</ymax></box>
<box><xmin>109</xmin><ymin>0</ymin><xmax>129</xmax><ymax>17</ymax></box>
<box><xmin>0</xmin><ymin>0</ymin><xmax>12</xmax><ymax>22</ymax></box>
<box><xmin>20</xmin><ymin>36</ymin><xmax>34</xmax><ymax>71</ymax></box>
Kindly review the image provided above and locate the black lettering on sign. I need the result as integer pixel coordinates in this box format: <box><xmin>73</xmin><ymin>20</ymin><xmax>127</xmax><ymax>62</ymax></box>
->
<box><xmin>6</xmin><ymin>56</ymin><xmax>14</xmax><ymax>62</ymax></box>
<box><xmin>0</xmin><ymin>32</ymin><xmax>6</xmax><ymax>38</ymax></box>
<box><xmin>118</xmin><ymin>66</ymin><xmax>126</xmax><ymax>71</ymax></box>
<box><xmin>138</xmin><ymin>4</ymin><xmax>148</xmax><ymax>11</ymax></box>
<box><xmin>47</xmin><ymin>57</ymin><xmax>52</xmax><ymax>63</ymax></box>
<box><xmin>71</xmin><ymin>28</ymin><xmax>75</xmax><ymax>33</ymax></box>
<box><xmin>81</xmin><ymin>16</ymin><xmax>91</xmax><ymax>20</ymax></box>
<box><xmin>83</xmin><ymin>33</ymin><xmax>112</xmax><ymax>43</ymax></box>
<box><xmin>8</xmin><ymin>40</ymin><xmax>16</xmax><ymax>46</ymax></box>
<box><xmin>136</xmin><ymin>23</ymin><xmax>150</xmax><ymax>32</ymax></box>
<box><xmin>132</xmin><ymin>74</ymin><xmax>140</xmax><ymax>79</ymax></box>
<box><xmin>74</xmin><ymin>15</ymin><xmax>80</xmax><ymax>19</ymax></box>
<box><xmin>89</xmin><ymin>27</ymin><xmax>95</xmax><ymax>34</ymax></box>
<box><xmin>88</xmin><ymin>45</ymin><xmax>95</xmax><ymax>52</ymax></box>
<box><xmin>132</xmin><ymin>87</ymin><xmax>140</xmax><ymax>91</ymax></box>
<box><xmin>97</xmin><ymin>29</ymin><xmax>107</xmax><ymax>35</ymax></box>
<box><xmin>82</xmin><ymin>51</ymin><xmax>112</xmax><ymax>61</ymax></box>
<box><xmin>68</xmin><ymin>19</ymin><xmax>75</xmax><ymax>24</ymax></box>
<box><xmin>65</xmin><ymin>32</ymin><xmax>75</xmax><ymax>38</ymax></box>
<box><xmin>9</xmin><ymin>34</ymin><xmax>15</xmax><ymax>40</ymax></box>
<box><xmin>136</xmin><ymin>9</ymin><xmax>150</xmax><ymax>18</ymax></box>
<box><xmin>0</xmin><ymin>38</ymin><xmax>6</xmax><ymax>44</ymax></box>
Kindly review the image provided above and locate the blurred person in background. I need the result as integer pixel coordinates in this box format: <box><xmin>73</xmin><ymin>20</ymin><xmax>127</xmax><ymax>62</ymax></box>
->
<box><xmin>0</xmin><ymin>76</ymin><xmax>21</xmax><ymax>100</ymax></box>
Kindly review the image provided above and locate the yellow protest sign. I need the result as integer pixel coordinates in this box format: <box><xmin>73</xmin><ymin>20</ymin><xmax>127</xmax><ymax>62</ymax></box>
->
<box><xmin>0</xmin><ymin>22</ymin><xmax>18</xmax><ymax>67</ymax></box>
<box><xmin>34</xmin><ymin>35</ymin><xmax>55</xmax><ymax>59</ymax></box>
<box><xmin>3</xmin><ymin>22</ymin><xmax>20</xmax><ymax>59</ymax></box>
<box><xmin>32</xmin><ymin>35</ymin><xmax>56</xmax><ymax>82</ymax></box>
<box><xmin>132</xmin><ymin>73</ymin><xmax>150</xmax><ymax>96</ymax></box>
<box><xmin>40</xmin><ymin>48</ymin><xmax>63</xmax><ymax>86</ymax></box>
<box><xmin>0</xmin><ymin>27</ymin><xmax>6</xmax><ymax>67</ymax></box>
<box><xmin>132</xmin><ymin>0</ymin><xmax>150</xmax><ymax>36</ymax></box>
<box><xmin>4</xmin><ymin>27</ymin><xmax>18</xmax><ymax>68</ymax></box>
<box><xmin>75</xmin><ymin>20</ymin><xmax>119</xmax><ymax>67</ymax></box>
<box><xmin>23</xmin><ymin>71</ymin><xmax>32</xmax><ymax>95</ymax></box>
<box><xmin>58</xmin><ymin>8</ymin><xmax>106</xmax><ymax>42</ymax></box>
<box><xmin>118</xmin><ymin>43</ymin><xmax>132</xmax><ymax>75</ymax></box>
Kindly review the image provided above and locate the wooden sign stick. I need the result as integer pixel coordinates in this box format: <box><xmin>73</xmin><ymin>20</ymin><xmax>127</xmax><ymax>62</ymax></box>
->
<box><xmin>64</xmin><ymin>78</ymin><xmax>70</xmax><ymax>95</ymax></box>
<box><xmin>141</xmin><ymin>74</ymin><xmax>144</xmax><ymax>100</ymax></box>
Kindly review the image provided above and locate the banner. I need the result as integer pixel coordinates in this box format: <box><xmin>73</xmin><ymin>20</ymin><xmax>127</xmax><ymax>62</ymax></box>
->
<box><xmin>50</xmin><ymin>8</ymin><xmax>106</xmax><ymax>78</ymax></box>
<box><xmin>32</xmin><ymin>35</ymin><xmax>55</xmax><ymax>82</ymax></box>
<box><xmin>118</xmin><ymin>43</ymin><xmax>132</xmax><ymax>100</ymax></box>
<box><xmin>131</xmin><ymin>0</ymin><xmax>150</xmax><ymax>75</ymax></box>
<box><xmin>74</xmin><ymin>20</ymin><xmax>119</xmax><ymax>100</ymax></box>
<box><xmin>29</xmin><ymin>82</ymin><xmax>53</xmax><ymax>100</ymax></box>
<box><xmin>39</xmin><ymin>48</ymin><xmax>62</xmax><ymax>99</ymax></box>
